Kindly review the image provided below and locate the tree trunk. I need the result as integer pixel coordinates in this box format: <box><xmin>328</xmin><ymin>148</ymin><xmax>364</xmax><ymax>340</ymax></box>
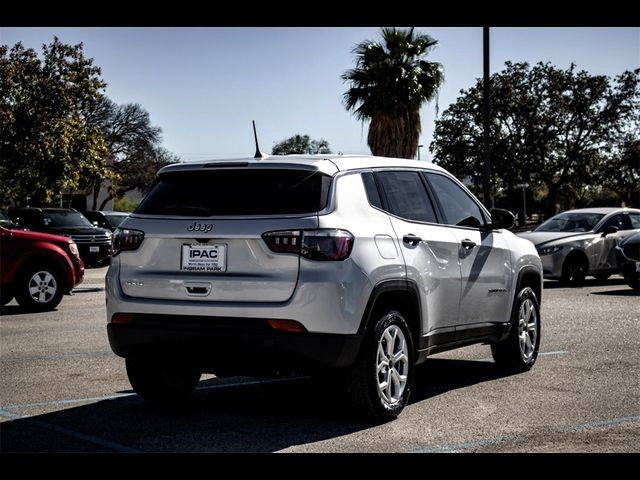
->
<box><xmin>543</xmin><ymin>183</ymin><xmax>559</xmax><ymax>218</ymax></box>
<box><xmin>368</xmin><ymin>109</ymin><xmax>421</xmax><ymax>159</ymax></box>
<box><xmin>91</xmin><ymin>181</ymin><xmax>101</xmax><ymax>210</ymax></box>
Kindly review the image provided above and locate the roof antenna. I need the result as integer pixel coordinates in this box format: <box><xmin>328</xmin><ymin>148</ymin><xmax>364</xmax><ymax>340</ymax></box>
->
<box><xmin>252</xmin><ymin>120</ymin><xmax>265</xmax><ymax>159</ymax></box>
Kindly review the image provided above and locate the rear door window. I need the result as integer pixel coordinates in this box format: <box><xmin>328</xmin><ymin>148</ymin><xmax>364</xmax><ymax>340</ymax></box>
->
<box><xmin>375</xmin><ymin>171</ymin><xmax>438</xmax><ymax>223</ymax></box>
<box><xmin>137</xmin><ymin>168</ymin><xmax>332</xmax><ymax>216</ymax></box>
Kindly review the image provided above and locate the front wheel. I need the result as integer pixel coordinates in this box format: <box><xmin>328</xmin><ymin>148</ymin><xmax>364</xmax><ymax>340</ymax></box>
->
<box><xmin>561</xmin><ymin>255</ymin><xmax>588</xmax><ymax>286</ymax></box>
<box><xmin>343</xmin><ymin>309</ymin><xmax>414</xmax><ymax>420</ymax></box>
<box><xmin>126</xmin><ymin>359</ymin><xmax>201</xmax><ymax>404</ymax></box>
<box><xmin>491</xmin><ymin>287</ymin><xmax>541</xmax><ymax>371</ymax></box>
<box><xmin>15</xmin><ymin>264</ymin><xmax>64</xmax><ymax>311</ymax></box>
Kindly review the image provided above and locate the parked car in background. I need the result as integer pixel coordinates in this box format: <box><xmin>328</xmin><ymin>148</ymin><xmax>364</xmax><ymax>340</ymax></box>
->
<box><xmin>8</xmin><ymin>208</ymin><xmax>112</xmax><ymax>267</ymax></box>
<box><xmin>518</xmin><ymin>207</ymin><xmax>640</xmax><ymax>285</ymax></box>
<box><xmin>82</xmin><ymin>211</ymin><xmax>130</xmax><ymax>232</ymax></box>
<box><xmin>1</xmin><ymin>211</ymin><xmax>84</xmax><ymax>311</ymax></box>
<box><xmin>616</xmin><ymin>232</ymin><xmax>640</xmax><ymax>291</ymax></box>
<box><xmin>106</xmin><ymin>154</ymin><xmax>542</xmax><ymax>419</ymax></box>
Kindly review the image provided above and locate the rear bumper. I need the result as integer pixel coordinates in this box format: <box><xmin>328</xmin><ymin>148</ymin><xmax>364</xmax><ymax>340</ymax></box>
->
<box><xmin>107</xmin><ymin>314</ymin><xmax>362</xmax><ymax>372</ymax></box>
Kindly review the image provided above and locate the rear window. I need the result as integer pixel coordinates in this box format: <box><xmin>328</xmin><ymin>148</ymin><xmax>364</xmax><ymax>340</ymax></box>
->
<box><xmin>136</xmin><ymin>168</ymin><xmax>332</xmax><ymax>216</ymax></box>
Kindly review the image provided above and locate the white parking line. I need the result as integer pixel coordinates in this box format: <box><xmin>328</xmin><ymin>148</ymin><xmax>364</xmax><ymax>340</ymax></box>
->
<box><xmin>0</xmin><ymin>407</ymin><xmax>140</xmax><ymax>452</ymax></box>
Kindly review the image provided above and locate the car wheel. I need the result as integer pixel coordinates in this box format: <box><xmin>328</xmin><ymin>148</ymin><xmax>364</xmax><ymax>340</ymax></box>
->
<box><xmin>561</xmin><ymin>254</ymin><xmax>588</xmax><ymax>286</ymax></box>
<box><xmin>593</xmin><ymin>274</ymin><xmax>611</xmax><ymax>282</ymax></box>
<box><xmin>491</xmin><ymin>286</ymin><xmax>541</xmax><ymax>371</ymax></box>
<box><xmin>125</xmin><ymin>359</ymin><xmax>201</xmax><ymax>404</ymax></box>
<box><xmin>14</xmin><ymin>263</ymin><xmax>64</xmax><ymax>311</ymax></box>
<box><xmin>343</xmin><ymin>309</ymin><xmax>414</xmax><ymax>420</ymax></box>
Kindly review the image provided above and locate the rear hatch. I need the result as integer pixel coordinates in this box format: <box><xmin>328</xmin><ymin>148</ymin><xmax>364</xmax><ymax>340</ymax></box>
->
<box><xmin>117</xmin><ymin>165</ymin><xmax>333</xmax><ymax>303</ymax></box>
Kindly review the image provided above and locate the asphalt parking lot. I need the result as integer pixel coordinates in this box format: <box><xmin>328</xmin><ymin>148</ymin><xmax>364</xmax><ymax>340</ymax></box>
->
<box><xmin>1</xmin><ymin>267</ymin><xmax>638</xmax><ymax>453</ymax></box>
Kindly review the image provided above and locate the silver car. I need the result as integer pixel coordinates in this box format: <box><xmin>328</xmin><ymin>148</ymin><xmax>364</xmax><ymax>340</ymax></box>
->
<box><xmin>106</xmin><ymin>155</ymin><xmax>542</xmax><ymax>419</ymax></box>
<box><xmin>518</xmin><ymin>207</ymin><xmax>640</xmax><ymax>285</ymax></box>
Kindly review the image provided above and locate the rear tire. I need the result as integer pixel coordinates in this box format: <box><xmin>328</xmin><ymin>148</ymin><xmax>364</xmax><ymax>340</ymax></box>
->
<box><xmin>14</xmin><ymin>263</ymin><xmax>64</xmax><ymax>311</ymax></box>
<box><xmin>491</xmin><ymin>287</ymin><xmax>541</xmax><ymax>372</ymax></box>
<box><xmin>561</xmin><ymin>254</ymin><xmax>588</xmax><ymax>286</ymax></box>
<box><xmin>126</xmin><ymin>359</ymin><xmax>201</xmax><ymax>404</ymax></box>
<box><xmin>342</xmin><ymin>309</ymin><xmax>414</xmax><ymax>420</ymax></box>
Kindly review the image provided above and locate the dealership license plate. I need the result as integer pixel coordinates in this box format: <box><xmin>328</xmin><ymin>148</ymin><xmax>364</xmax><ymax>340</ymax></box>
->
<box><xmin>181</xmin><ymin>244</ymin><xmax>226</xmax><ymax>272</ymax></box>
<box><xmin>89</xmin><ymin>246</ymin><xmax>100</xmax><ymax>253</ymax></box>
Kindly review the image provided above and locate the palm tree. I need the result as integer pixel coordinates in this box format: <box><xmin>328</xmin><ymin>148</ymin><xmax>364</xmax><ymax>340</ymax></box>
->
<box><xmin>342</xmin><ymin>27</ymin><xmax>444</xmax><ymax>159</ymax></box>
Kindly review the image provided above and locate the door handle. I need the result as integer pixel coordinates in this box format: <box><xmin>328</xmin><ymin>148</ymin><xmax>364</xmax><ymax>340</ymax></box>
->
<box><xmin>461</xmin><ymin>239</ymin><xmax>476</xmax><ymax>249</ymax></box>
<box><xmin>403</xmin><ymin>234</ymin><xmax>422</xmax><ymax>246</ymax></box>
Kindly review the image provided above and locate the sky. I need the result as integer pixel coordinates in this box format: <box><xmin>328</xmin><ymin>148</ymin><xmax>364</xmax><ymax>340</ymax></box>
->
<box><xmin>1</xmin><ymin>27</ymin><xmax>638</xmax><ymax>162</ymax></box>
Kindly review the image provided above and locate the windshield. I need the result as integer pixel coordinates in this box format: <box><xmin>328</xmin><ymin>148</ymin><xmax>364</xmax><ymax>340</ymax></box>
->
<box><xmin>106</xmin><ymin>214</ymin><xmax>129</xmax><ymax>228</ymax></box>
<box><xmin>0</xmin><ymin>211</ymin><xmax>17</xmax><ymax>228</ymax></box>
<box><xmin>137</xmin><ymin>169</ymin><xmax>332</xmax><ymax>216</ymax></box>
<box><xmin>534</xmin><ymin>212</ymin><xmax>605</xmax><ymax>232</ymax></box>
<box><xmin>43</xmin><ymin>211</ymin><xmax>94</xmax><ymax>228</ymax></box>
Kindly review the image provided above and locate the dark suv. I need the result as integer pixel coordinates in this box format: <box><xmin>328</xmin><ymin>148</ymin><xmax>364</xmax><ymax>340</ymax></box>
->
<box><xmin>1</xmin><ymin>211</ymin><xmax>84</xmax><ymax>310</ymax></box>
<box><xmin>9</xmin><ymin>208</ymin><xmax>112</xmax><ymax>267</ymax></box>
<box><xmin>82</xmin><ymin>211</ymin><xmax>130</xmax><ymax>232</ymax></box>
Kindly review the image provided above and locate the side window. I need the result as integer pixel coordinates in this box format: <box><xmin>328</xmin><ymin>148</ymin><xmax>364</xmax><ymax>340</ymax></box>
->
<box><xmin>425</xmin><ymin>173</ymin><xmax>485</xmax><ymax>228</ymax></box>
<box><xmin>361</xmin><ymin>173</ymin><xmax>383</xmax><ymax>209</ymax></box>
<box><xmin>375</xmin><ymin>171</ymin><xmax>438</xmax><ymax>223</ymax></box>
<box><xmin>600</xmin><ymin>214</ymin><xmax>626</xmax><ymax>231</ymax></box>
<box><xmin>629</xmin><ymin>213</ymin><xmax>640</xmax><ymax>229</ymax></box>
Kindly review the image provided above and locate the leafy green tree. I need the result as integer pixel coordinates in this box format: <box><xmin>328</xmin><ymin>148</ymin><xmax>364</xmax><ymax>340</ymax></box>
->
<box><xmin>431</xmin><ymin>62</ymin><xmax>640</xmax><ymax>216</ymax></box>
<box><xmin>342</xmin><ymin>27</ymin><xmax>443</xmax><ymax>159</ymax></box>
<box><xmin>271</xmin><ymin>134</ymin><xmax>332</xmax><ymax>155</ymax></box>
<box><xmin>0</xmin><ymin>38</ymin><xmax>110</xmax><ymax>207</ymax></box>
<box><xmin>86</xmin><ymin>98</ymin><xmax>178</xmax><ymax>209</ymax></box>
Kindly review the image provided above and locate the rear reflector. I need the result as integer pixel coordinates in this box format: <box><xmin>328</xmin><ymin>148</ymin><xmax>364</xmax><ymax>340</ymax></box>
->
<box><xmin>267</xmin><ymin>319</ymin><xmax>307</xmax><ymax>333</ymax></box>
<box><xmin>111</xmin><ymin>313</ymin><xmax>135</xmax><ymax>324</ymax></box>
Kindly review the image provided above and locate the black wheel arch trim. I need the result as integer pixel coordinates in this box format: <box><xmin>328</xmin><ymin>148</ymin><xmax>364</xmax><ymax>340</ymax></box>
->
<box><xmin>357</xmin><ymin>278</ymin><xmax>423</xmax><ymax>340</ymax></box>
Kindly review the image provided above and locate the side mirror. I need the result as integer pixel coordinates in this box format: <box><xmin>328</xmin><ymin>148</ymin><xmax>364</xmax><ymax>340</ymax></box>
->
<box><xmin>488</xmin><ymin>208</ymin><xmax>516</xmax><ymax>230</ymax></box>
<box><xmin>601</xmin><ymin>225</ymin><xmax>618</xmax><ymax>237</ymax></box>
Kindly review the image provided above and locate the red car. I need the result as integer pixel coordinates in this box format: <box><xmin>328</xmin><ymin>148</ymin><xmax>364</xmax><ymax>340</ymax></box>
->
<box><xmin>1</xmin><ymin>212</ymin><xmax>84</xmax><ymax>311</ymax></box>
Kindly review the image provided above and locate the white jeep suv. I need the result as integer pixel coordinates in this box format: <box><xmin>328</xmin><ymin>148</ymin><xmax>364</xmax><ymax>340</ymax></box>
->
<box><xmin>106</xmin><ymin>155</ymin><xmax>542</xmax><ymax>419</ymax></box>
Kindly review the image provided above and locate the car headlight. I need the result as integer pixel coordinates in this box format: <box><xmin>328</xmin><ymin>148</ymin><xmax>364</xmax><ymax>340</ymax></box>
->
<box><xmin>537</xmin><ymin>245</ymin><xmax>563</xmax><ymax>255</ymax></box>
<box><xmin>68</xmin><ymin>241</ymin><xmax>80</xmax><ymax>258</ymax></box>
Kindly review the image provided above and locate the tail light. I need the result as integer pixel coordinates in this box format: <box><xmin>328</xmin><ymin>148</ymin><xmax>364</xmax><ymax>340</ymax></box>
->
<box><xmin>112</xmin><ymin>228</ymin><xmax>145</xmax><ymax>256</ymax></box>
<box><xmin>262</xmin><ymin>229</ymin><xmax>354</xmax><ymax>261</ymax></box>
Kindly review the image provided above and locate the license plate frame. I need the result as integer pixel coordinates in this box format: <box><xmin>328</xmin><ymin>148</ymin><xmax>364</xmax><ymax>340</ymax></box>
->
<box><xmin>181</xmin><ymin>243</ymin><xmax>227</xmax><ymax>272</ymax></box>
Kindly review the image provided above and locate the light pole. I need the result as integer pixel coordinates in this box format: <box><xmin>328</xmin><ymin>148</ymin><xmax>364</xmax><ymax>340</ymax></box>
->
<box><xmin>516</xmin><ymin>182</ymin><xmax>529</xmax><ymax>225</ymax></box>
<box><xmin>417</xmin><ymin>144</ymin><xmax>423</xmax><ymax>160</ymax></box>
<box><xmin>482</xmin><ymin>27</ymin><xmax>492</xmax><ymax>209</ymax></box>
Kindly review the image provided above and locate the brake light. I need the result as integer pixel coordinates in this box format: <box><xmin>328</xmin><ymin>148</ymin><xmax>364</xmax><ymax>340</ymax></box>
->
<box><xmin>262</xmin><ymin>229</ymin><xmax>354</xmax><ymax>261</ymax></box>
<box><xmin>112</xmin><ymin>228</ymin><xmax>145</xmax><ymax>256</ymax></box>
